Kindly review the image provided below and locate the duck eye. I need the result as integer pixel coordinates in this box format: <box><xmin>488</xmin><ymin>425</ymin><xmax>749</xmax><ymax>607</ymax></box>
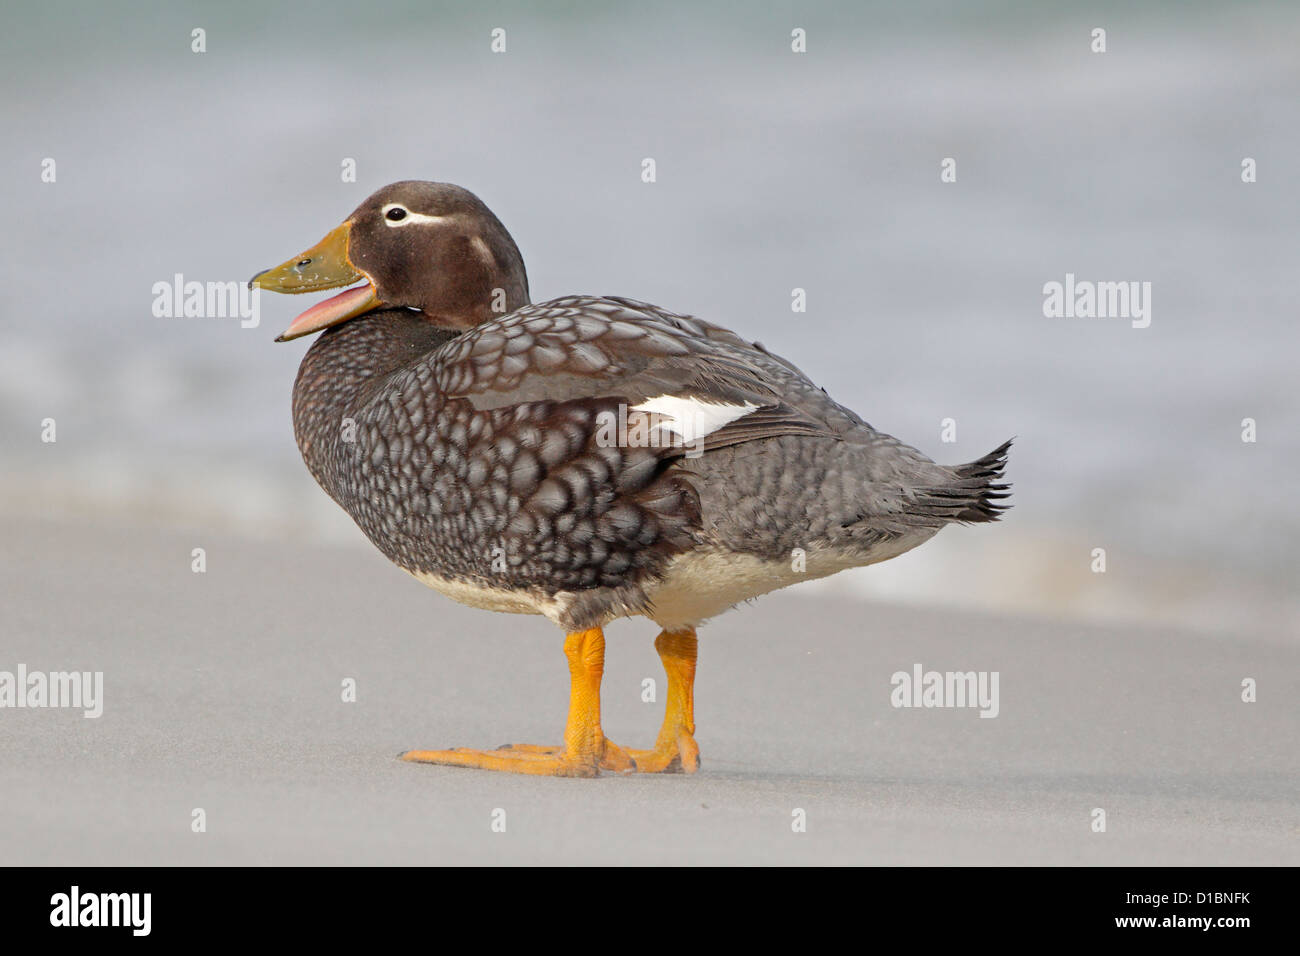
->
<box><xmin>385</xmin><ymin>207</ymin><xmax>408</xmax><ymax>222</ymax></box>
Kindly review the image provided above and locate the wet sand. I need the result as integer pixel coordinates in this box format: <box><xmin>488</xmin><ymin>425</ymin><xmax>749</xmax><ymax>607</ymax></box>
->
<box><xmin>2</xmin><ymin>515</ymin><xmax>1296</xmax><ymax>865</ymax></box>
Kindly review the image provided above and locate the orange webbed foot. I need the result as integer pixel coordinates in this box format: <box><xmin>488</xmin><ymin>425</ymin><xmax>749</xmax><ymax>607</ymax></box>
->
<box><xmin>400</xmin><ymin>628</ymin><xmax>637</xmax><ymax>777</ymax></box>
<box><xmin>627</xmin><ymin>628</ymin><xmax>701</xmax><ymax>773</ymax></box>
<box><xmin>399</xmin><ymin>746</ymin><xmax>599</xmax><ymax>777</ymax></box>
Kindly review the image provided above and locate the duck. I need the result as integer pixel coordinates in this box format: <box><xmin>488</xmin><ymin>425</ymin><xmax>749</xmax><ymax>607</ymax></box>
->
<box><xmin>250</xmin><ymin>180</ymin><xmax>1011</xmax><ymax>777</ymax></box>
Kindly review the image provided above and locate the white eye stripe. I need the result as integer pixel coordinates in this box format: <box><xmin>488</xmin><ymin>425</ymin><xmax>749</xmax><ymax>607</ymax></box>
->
<box><xmin>382</xmin><ymin>202</ymin><xmax>450</xmax><ymax>227</ymax></box>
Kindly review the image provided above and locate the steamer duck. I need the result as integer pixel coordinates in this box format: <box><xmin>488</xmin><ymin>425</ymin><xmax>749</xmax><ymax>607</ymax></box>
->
<box><xmin>251</xmin><ymin>181</ymin><xmax>1011</xmax><ymax>777</ymax></box>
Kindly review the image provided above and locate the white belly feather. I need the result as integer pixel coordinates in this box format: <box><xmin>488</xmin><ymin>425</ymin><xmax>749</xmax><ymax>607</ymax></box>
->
<box><xmin>407</xmin><ymin>532</ymin><xmax>935</xmax><ymax>631</ymax></box>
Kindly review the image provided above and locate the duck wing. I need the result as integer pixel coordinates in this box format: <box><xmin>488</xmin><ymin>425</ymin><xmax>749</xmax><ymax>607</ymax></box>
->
<box><xmin>430</xmin><ymin>295</ymin><xmax>838</xmax><ymax>455</ymax></box>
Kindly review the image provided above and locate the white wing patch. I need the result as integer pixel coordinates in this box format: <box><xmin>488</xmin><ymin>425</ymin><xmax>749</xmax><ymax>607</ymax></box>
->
<box><xmin>632</xmin><ymin>394</ymin><xmax>758</xmax><ymax>444</ymax></box>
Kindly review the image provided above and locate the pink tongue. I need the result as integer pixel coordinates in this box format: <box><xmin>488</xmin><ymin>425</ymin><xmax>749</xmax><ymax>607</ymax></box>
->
<box><xmin>281</xmin><ymin>284</ymin><xmax>378</xmax><ymax>339</ymax></box>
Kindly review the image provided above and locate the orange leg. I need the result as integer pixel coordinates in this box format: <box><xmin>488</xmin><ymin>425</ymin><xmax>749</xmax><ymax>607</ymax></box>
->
<box><xmin>401</xmin><ymin>627</ymin><xmax>635</xmax><ymax>777</ymax></box>
<box><xmin>627</xmin><ymin>628</ymin><xmax>701</xmax><ymax>773</ymax></box>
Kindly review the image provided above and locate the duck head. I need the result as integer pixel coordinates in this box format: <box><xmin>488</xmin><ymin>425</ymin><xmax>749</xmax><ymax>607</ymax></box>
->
<box><xmin>250</xmin><ymin>181</ymin><xmax>530</xmax><ymax>341</ymax></box>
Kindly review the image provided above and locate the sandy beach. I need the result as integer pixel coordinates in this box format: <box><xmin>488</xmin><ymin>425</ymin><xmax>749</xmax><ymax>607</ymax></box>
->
<box><xmin>2</xmin><ymin>514</ymin><xmax>1295</xmax><ymax>866</ymax></box>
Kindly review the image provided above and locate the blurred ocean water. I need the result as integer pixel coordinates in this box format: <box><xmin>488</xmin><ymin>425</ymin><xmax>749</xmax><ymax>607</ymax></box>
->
<box><xmin>1</xmin><ymin>1</ymin><xmax>1296</xmax><ymax>632</ymax></box>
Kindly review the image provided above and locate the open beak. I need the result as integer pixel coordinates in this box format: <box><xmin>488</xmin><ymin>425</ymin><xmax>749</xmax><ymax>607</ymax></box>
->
<box><xmin>248</xmin><ymin>221</ymin><xmax>382</xmax><ymax>341</ymax></box>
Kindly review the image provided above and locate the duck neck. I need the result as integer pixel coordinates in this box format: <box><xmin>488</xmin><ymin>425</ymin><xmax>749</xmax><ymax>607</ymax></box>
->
<box><xmin>290</xmin><ymin>310</ymin><xmax>458</xmax><ymax>491</ymax></box>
